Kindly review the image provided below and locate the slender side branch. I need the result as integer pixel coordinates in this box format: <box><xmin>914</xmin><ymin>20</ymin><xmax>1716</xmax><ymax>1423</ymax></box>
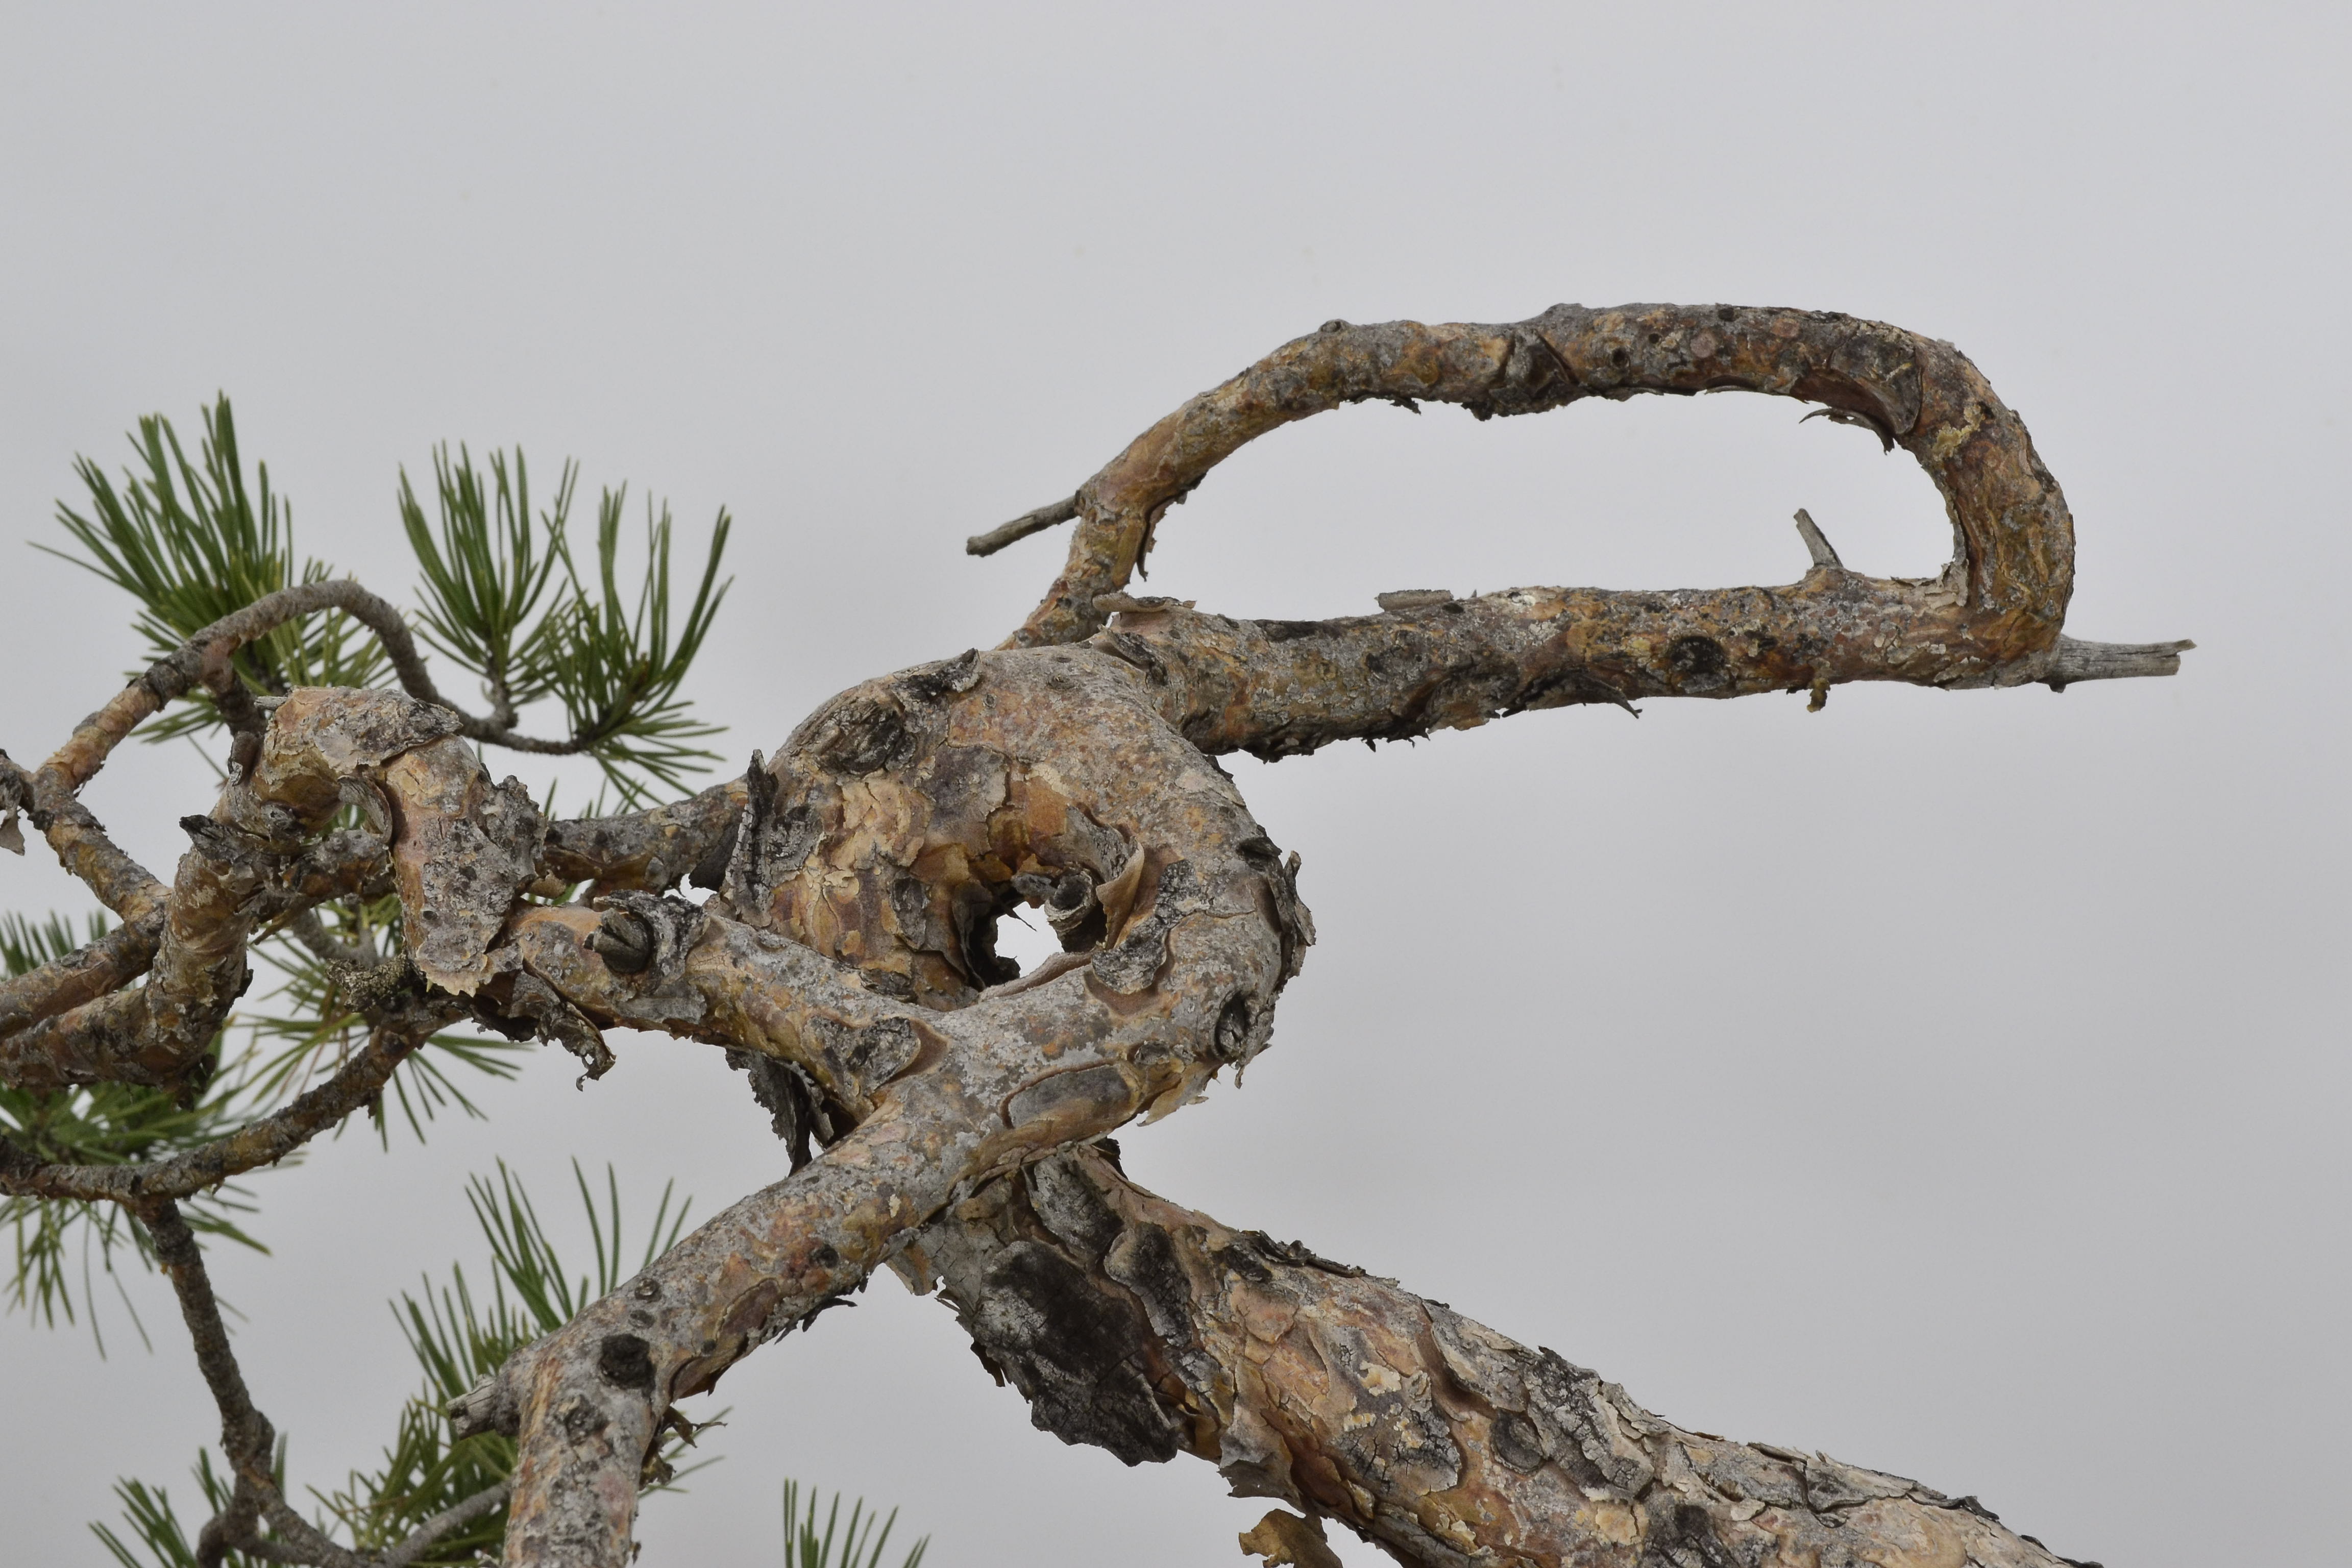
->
<box><xmin>904</xmin><ymin>1145</ymin><xmax>2086</xmax><ymax>1568</ymax></box>
<box><xmin>0</xmin><ymin>690</ymin><xmax>459</xmax><ymax>1094</ymax></box>
<box><xmin>5</xmin><ymin>578</ymin><xmax>419</xmax><ymax>924</ymax></box>
<box><xmin>1</xmin><ymin>1010</ymin><xmax>444</xmax><ymax>1205</ymax></box>
<box><xmin>40</xmin><ymin>579</ymin><xmax>437</xmax><ymax>800</ymax></box>
<box><xmin>380</xmin><ymin>1481</ymin><xmax>515</xmax><ymax>1568</ymax></box>
<box><xmin>1</xmin><ymin>747</ymin><xmax>167</xmax><ymax>922</ymax></box>
<box><xmin>966</xmin><ymin>494</ymin><xmax>1079</xmax><ymax>557</ymax></box>
<box><xmin>0</xmin><ymin>826</ymin><xmax>387</xmax><ymax>1082</ymax></box>
<box><xmin>145</xmin><ymin>1199</ymin><xmax>368</xmax><ymax>1568</ymax></box>
<box><xmin>0</xmin><ymin>910</ymin><xmax>163</xmax><ymax>1040</ymax></box>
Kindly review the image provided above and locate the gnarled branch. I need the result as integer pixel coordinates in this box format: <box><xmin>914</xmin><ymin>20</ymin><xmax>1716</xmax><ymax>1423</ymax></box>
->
<box><xmin>6</xmin><ymin>303</ymin><xmax>2160</xmax><ymax>1568</ymax></box>
<box><xmin>1003</xmin><ymin>305</ymin><xmax>2185</xmax><ymax>704</ymax></box>
<box><xmin>910</xmin><ymin>1144</ymin><xmax>2082</xmax><ymax>1568</ymax></box>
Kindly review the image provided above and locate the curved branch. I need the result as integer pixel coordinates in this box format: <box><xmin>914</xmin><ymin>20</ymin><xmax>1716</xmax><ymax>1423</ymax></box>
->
<box><xmin>1080</xmin><ymin>587</ymin><xmax>2194</xmax><ymax>763</ymax></box>
<box><xmin>1</xmin><ymin>826</ymin><xmax>386</xmax><ymax>1032</ymax></box>
<box><xmin>1</xmin><ymin>1010</ymin><xmax>441</xmax><ymax>1205</ymax></box>
<box><xmin>5</xmin><ymin>579</ymin><xmax>421</xmax><ymax>924</ymax></box>
<box><xmin>322</xmin><ymin>641</ymin><xmax>1300</xmax><ymax>1561</ymax></box>
<box><xmin>1003</xmin><ymin>304</ymin><xmax>2185</xmax><ymax>697</ymax></box>
<box><xmin>40</xmin><ymin>579</ymin><xmax>442</xmax><ymax>800</ymax></box>
<box><xmin>910</xmin><ymin>1144</ymin><xmax>2088</xmax><ymax>1568</ymax></box>
<box><xmin>0</xmin><ymin>909</ymin><xmax>162</xmax><ymax>1040</ymax></box>
<box><xmin>146</xmin><ymin>1198</ymin><xmax>371</xmax><ymax>1568</ymax></box>
<box><xmin>1</xmin><ymin>747</ymin><xmax>167</xmax><ymax>922</ymax></box>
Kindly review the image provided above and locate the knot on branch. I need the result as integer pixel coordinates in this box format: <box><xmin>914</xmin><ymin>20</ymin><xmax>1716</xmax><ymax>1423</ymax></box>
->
<box><xmin>327</xmin><ymin>953</ymin><xmax>424</xmax><ymax>1016</ymax></box>
<box><xmin>588</xmin><ymin>892</ymin><xmax>705</xmax><ymax>986</ymax></box>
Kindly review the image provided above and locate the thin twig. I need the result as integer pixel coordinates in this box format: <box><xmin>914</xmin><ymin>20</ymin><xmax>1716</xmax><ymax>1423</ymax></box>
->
<box><xmin>380</xmin><ymin>1480</ymin><xmax>514</xmax><ymax>1568</ymax></box>
<box><xmin>965</xmin><ymin>494</ymin><xmax>1079</xmax><ymax>557</ymax></box>
<box><xmin>284</xmin><ymin>909</ymin><xmax>369</xmax><ymax>969</ymax></box>
<box><xmin>1</xmin><ymin>1013</ymin><xmax>444</xmax><ymax>1205</ymax></box>
<box><xmin>145</xmin><ymin>1199</ymin><xmax>369</xmax><ymax>1568</ymax></box>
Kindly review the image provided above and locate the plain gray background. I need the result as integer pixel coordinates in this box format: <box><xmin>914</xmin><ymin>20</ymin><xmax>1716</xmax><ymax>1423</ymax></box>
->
<box><xmin>3</xmin><ymin>5</ymin><xmax>2344</xmax><ymax>1564</ymax></box>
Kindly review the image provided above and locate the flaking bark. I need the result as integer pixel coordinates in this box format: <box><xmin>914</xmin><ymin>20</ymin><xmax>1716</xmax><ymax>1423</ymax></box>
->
<box><xmin>909</xmin><ymin>1144</ymin><xmax>2083</xmax><ymax>1568</ymax></box>
<box><xmin>1</xmin><ymin>304</ymin><xmax>2178</xmax><ymax>1567</ymax></box>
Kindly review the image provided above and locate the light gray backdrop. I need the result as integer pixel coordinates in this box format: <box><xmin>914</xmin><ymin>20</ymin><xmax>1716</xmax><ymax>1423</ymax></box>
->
<box><xmin>3</xmin><ymin>5</ymin><xmax>2343</xmax><ymax>1565</ymax></box>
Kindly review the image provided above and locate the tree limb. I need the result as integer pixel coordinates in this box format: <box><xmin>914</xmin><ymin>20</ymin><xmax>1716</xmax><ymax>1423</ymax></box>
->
<box><xmin>0</xmin><ymin>688</ymin><xmax>468</xmax><ymax>1093</ymax></box>
<box><xmin>537</xmin><ymin>775</ymin><xmax>748</xmax><ymax>896</ymax></box>
<box><xmin>1</xmin><ymin>1009</ymin><xmax>445</xmax><ymax>1206</ymax></box>
<box><xmin>1001</xmin><ymin>305</ymin><xmax>2186</xmax><ymax>701</ymax></box>
<box><xmin>6</xmin><ymin>305</ymin><xmax>2162</xmax><ymax>1566</ymax></box>
<box><xmin>144</xmin><ymin>1197</ymin><xmax>368</xmax><ymax>1568</ymax></box>
<box><xmin>966</xmin><ymin>493</ymin><xmax>1080</xmax><ymax>557</ymax></box>
<box><xmin>908</xmin><ymin>1143</ymin><xmax>2085</xmax><ymax>1568</ymax></box>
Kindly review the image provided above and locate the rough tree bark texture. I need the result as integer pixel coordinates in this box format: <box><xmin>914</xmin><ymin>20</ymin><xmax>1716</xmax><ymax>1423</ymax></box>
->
<box><xmin>1</xmin><ymin>305</ymin><xmax>2175</xmax><ymax>1567</ymax></box>
<box><xmin>910</xmin><ymin>1144</ymin><xmax>2072</xmax><ymax>1568</ymax></box>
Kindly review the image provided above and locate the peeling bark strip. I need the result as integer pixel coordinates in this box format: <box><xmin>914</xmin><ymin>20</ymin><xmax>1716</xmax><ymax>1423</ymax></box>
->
<box><xmin>913</xmin><ymin>1146</ymin><xmax>2078</xmax><ymax>1568</ymax></box>
<box><xmin>1012</xmin><ymin>304</ymin><xmax>2184</xmax><ymax>701</ymax></box>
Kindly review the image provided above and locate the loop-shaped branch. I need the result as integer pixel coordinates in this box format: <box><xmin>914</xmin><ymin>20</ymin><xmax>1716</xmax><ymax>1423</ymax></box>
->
<box><xmin>1008</xmin><ymin>304</ymin><xmax>2183</xmax><ymax>701</ymax></box>
<box><xmin>458</xmin><ymin>644</ymin><xmax>1306</xmax><ymax>1563</ymax></box>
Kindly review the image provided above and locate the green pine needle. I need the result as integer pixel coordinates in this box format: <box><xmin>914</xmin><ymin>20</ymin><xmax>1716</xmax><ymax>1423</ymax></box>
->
<box><xmin>43</xmin><ymin>396</ymin><xmax>390</xmax><ymax>742</ymax></box>
<box><xmin>783</xmin><ymin>1478</ymin><xmax>930</xmax><ymax>1568</ymax></box>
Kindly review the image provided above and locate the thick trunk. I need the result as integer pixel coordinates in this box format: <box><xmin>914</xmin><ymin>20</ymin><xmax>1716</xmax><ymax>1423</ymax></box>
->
<box><xmin>912</xmin><ymin>1143</ymin><xmax>2081</xmax><ymax>1568</ymax></box>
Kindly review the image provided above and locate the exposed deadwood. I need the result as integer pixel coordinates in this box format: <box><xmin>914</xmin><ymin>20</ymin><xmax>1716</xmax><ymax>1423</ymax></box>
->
<box><xmin>1792</xmin><ymin>508</ymin><xmax>1844</xmax><ymax>571</ymax></box>
<box><xmin>2042</xmin><ymin>634</ymin><xmax>2194</xmax><ymax>688</ymax></box>
<box><xmin>909</xmin><ymin>1145</ymin><xmax>2080</xmax><ymax>1568</ymax></box>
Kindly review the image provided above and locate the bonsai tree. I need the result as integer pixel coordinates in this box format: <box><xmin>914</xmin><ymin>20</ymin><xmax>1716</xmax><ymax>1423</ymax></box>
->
<box><xmin>2</xmin><ymin>304</ymin><xmax>2185</xmax><ymax>1566</ymax></box>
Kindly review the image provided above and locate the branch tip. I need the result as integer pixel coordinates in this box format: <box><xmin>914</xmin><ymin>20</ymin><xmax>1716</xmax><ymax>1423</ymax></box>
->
<box><xmin>966</xmin><ymin>494</ymin><xmax>1081</xmax><ymax>557</ymax></box>
<box><xmin>2043</xmin><ymin>634</ymin><xmax>2195</xmax><ymax>690</ymax></box>
<box><xmin>1793</xmin><ymin>508</ymin><xmax>1844</xmax><ymax>571</ymax></box>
